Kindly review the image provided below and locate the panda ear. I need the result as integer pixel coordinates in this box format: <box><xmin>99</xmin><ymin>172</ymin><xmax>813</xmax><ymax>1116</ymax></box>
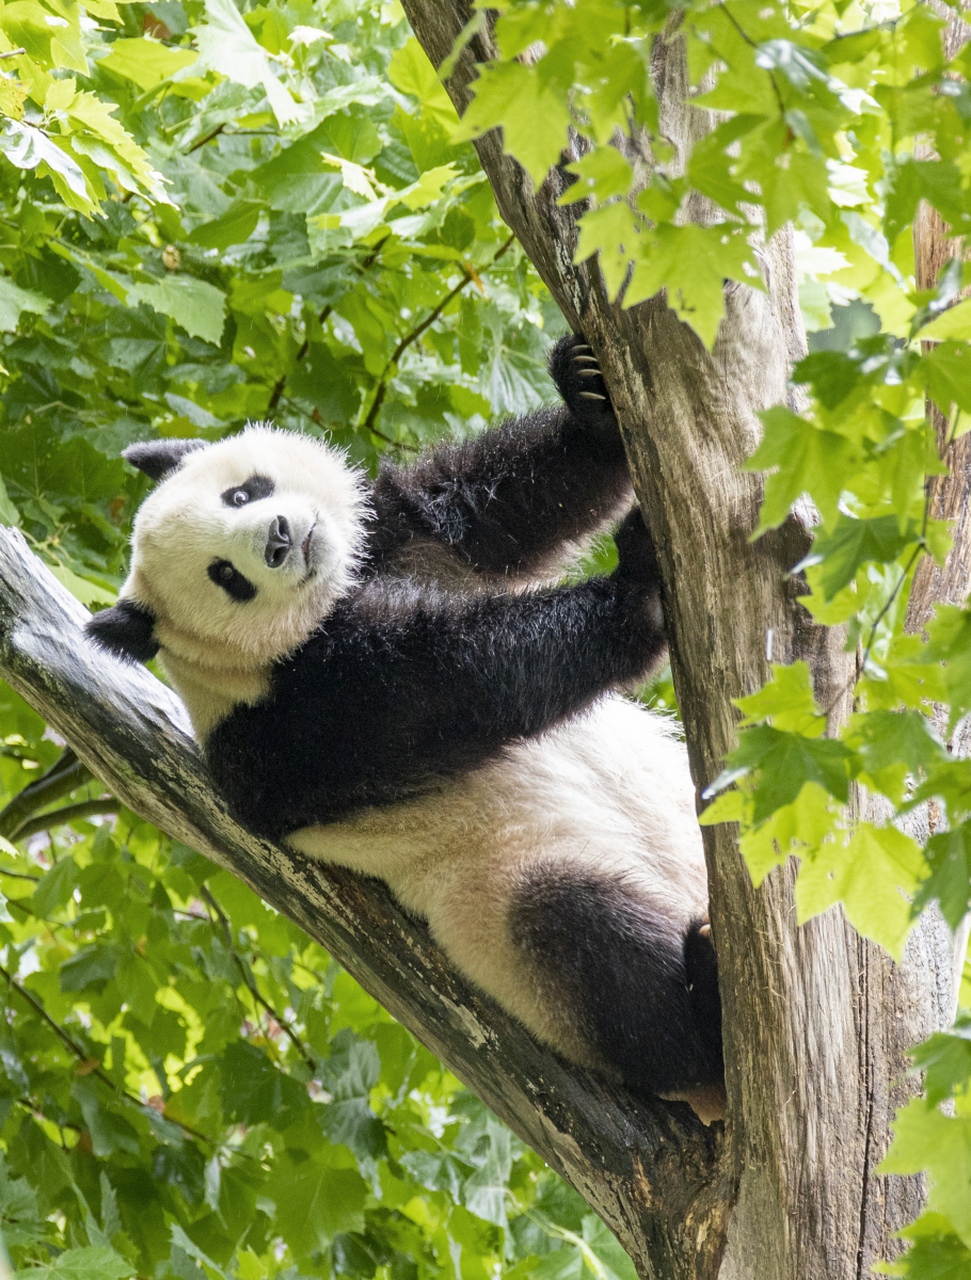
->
<box><xmin>123</xmin><ymin>438</ymin><xmax>207</xmax><ymax>483</ymax></box>
<box><xmin>86</xmin><ymin>599</ymin><xmax>159</xmax><ymax>665</ymax></box>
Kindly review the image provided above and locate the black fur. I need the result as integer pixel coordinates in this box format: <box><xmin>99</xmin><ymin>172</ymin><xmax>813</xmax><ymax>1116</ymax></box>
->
<box><xmin>365</xmin><ymin>335</ymin><xmax>631</xmax><ymax>577</ymax></box>
<box><xmin>508</xmin><ymin>865</ymin><xmax>723</xmax><ymax>1093</ymax></box>
<box><xmin>222</xmin><ymin>475</ymin><xmax>275</xmax><ymax>508</ymax></box>
<box><xmin>86</xmin><ymin>599</ymin><xmax>159</xmax><ymax>664</ymax></box>
<box><xmin>206</xmin><ymin>520</ymin><xmax>666</xmax><ymax>840</ymax></box>
<box><xmin>124</xmin><ymin>438</ymin><xmax>206</xmax><ymax>483</ymax></box>
<box><xmin>208</xmin><ymin>559</ymin><xmax>257</xmax><ymax>602</ymax></box>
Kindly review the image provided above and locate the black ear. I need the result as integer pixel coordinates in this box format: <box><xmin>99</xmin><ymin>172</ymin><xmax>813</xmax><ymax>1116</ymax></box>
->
<box><xmin>123</xmin><ymin>438</ymin><xmax>207</xmax><ymax>483</ymax></box>
<box><xmin>86</xmin><ymin>600</ymin><xmax>159</xmax><ymax>664</ymax></box>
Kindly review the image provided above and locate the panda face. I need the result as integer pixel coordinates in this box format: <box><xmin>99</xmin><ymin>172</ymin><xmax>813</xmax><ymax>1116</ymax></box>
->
<box><xmin>126</xmin><ymin>427</ymin><xmax>367</xmax><ymax>668</ymax></box>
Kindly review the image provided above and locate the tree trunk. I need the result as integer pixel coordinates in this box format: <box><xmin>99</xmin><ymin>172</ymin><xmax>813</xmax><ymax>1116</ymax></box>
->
<box><xmin>396</xmin><ymin>3</ymin><xmax>956</xmax><ymax>1277</ymax></box>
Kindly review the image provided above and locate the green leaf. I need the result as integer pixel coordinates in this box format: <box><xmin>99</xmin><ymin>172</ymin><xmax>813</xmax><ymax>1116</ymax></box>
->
<box><xmin>219</xmin><ymin>1040</ymin><xmax>309</xmax><ymax>1127</ymax></box>
<box><xmin>59</xmin><ymin>943</ymin><xmax>120</xmax><ymax>994</ymax></box>
<box><xmin>748</xmin><ymin>407</ymin><xmax>857</xmax><ymax>532</ymax></box>
<box><xmin>32</xmin><ymin>856</ymin><xmax>81</xmax><ymax>917</ymax></box>
<box><xmin>880</xmin><ymin>1099</ymin><xmax>971</xmax><ymax>1247</ymax></box>
<box><xmin>723</xmin><ymin>725</ymin><xmax>852</xmax><ymax>823</ymax></box>
<box><xmin>735</xmin><ymin>662</ymin><xmax>825</xmax><ymax>736</ymax></box>
<box><xmin>916</xmin><ymin>826</ymin><xmax>971</xmax><ymax>931</ymax></box>
<box><xmin>453</xmin><ymin>60</ymin><xmax>571</xmax><ymax>188</ymax></box>
<box><xmin>795</xmin><ymin>823</ymin><xmax>927</xmax><ymax>958</ymax></box>
<box><xmin>910</xmin><ymin>1017</ymin><xmax>971</xmax><ymax>1107</ymax></box>
<box><xmin>188</xmin><ymin>201</ymin><xmax>263</xmax><ymax>251</ymax></box>
<box><xmin>0</xmin><ymin>120</ymin><xmax>89</xmax><ymax>208</ymax></box>
<box><xmin>0</xmin><ymin>277</ymin><xmax>51</xmax><ymax>332</ymax></box>
<box><xmin>191</xmin><ymin>0</ymin><xmax>302</xmax><ymax>125</ymax></box>
<box><xmin>846</xmin><ymin>709</ymin><xmax>946</xmax><ymax>806</ymax></box>
<box><xmin>128</xmin><ymin>275</ymin><xmax>226</xmax><ymax>345</ymax></box>
<box><xmin>922</xmin><ymin>342</ymin><xmax>971</xmax><ymax>418</ymax></box>
<box><xmin>921</xmin><ymin>298</ymin><xmax>971</xmax><ymax>342</ymax></box>
<box><xmin>878</xmin><ymin>1213</ymin><xmax>971</xmax><ymax>1280</ymax></box>
<box><xmin>925</xmin><ymin>605</ymin><xmax>971</xmax><ymax>730</ymax></box>
<box><xmin>13</xmin><ymin>1246</ymin><xmax>134</xmax><ymax>1279</ymax></box>
<box><xmin>264</xmin><ymin>1159</ymin><xmax>367</xmax><ymax>1258</ymax></box>
<box><xmin>740</xmin><ymin>782</ymin><xmax>840</xmax><ymax>888</ymax></box>
<box><xmin>809</xmin><ymin>515</ymin><xmax>920</xmax><ymax>601</ymax></box>
<box><xmin>98</xmin><ymin>37</ymin><xmax>199</xmax><ymax>91</ymax></box>
<box><xmin>624</xmin><ymin>223</ymin><xmax>761</xmax><ymax>349</ymax></box>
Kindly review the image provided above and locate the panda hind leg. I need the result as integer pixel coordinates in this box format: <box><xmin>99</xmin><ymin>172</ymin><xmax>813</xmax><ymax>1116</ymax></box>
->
<box><xmin>508</xmin><ymin>863</ymin><xmax>724</xmax><ymax>1110</ymax></box>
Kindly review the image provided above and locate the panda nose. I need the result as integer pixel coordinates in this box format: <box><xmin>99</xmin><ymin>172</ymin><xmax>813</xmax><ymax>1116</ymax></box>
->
<box><xmin>265</xmin><ymin>516</ymin><xmax>291</xmax><ymax>568</ymax></box>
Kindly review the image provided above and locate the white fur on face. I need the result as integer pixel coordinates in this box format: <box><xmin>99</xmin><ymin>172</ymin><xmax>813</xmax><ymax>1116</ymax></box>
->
<box><xmin>124</xmin><ymin>426</ymin><xmax>368</xmax><ymax>671</ymax></box>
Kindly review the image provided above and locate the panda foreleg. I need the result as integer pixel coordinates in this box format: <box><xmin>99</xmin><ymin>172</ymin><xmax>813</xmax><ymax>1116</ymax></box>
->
<box><xmin>507</xmin><ymin>863</ymin><xmax>724</xmax><ymax>1106</ymax></box>
<box><xmin>369</xmin><ymin>335</ymin><xmax>632</xmax><ymax>580</ymax></box>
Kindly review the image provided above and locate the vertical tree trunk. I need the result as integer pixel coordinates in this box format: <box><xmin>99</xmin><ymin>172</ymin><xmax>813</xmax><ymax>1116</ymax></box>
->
<box><xmin>397</xmin><ymin>4</ymin><xmax>957</xmax><ymax>1276</ymax></box>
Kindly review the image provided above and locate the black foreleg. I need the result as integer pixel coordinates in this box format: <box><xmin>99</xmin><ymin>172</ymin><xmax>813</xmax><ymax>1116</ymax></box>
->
<box><xmin>367</xmin><ymin>335</ymin><xmax>632</xmax><ymax>578</ymax></box>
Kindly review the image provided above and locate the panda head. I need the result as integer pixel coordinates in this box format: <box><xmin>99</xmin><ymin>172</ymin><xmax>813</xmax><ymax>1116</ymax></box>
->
<box><xmin>87</xmin><ymin>426</ymin><xmax>368</xmax><ymax>672</ymax></box>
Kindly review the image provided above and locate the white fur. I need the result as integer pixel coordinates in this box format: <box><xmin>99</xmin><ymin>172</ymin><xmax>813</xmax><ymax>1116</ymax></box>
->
<box><xmin>122</xmin><ymin>427</ymin><xmax>368</xmax><ymax>732</ymax></box>
<box><xmin>288</xmin><ymin>697</ymin><xmax>706</xmax><ymax>1068</ymax></box>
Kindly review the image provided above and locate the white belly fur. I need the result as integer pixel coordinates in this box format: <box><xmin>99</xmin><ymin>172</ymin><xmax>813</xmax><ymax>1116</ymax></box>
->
<box><xmin>288</xmin><ymin>696</ymin><xmax>707</xmax><ymax>1063</ymax></box>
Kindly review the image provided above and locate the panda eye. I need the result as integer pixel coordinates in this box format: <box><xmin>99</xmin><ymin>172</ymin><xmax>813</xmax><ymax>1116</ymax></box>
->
<box><xmin>208</xmin><ymin>559</ymin><xmax>257</xmax><ymax>602</ymax></box>
<box><xmin>221</xmin><ymin>475</ymin><xmax>274</xmax><ymax>509</ymax></box>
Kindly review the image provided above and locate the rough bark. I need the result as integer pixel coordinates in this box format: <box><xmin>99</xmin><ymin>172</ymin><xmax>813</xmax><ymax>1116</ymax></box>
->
<box><xmin>395</xmin><ymin>4</ymin><xmax>956</xmax><ymax>1278</ymax></box>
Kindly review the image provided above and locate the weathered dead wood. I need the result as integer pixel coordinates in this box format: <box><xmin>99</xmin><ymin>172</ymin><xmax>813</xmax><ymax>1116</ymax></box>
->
<box><xmin>0</xmin><ymin>527</ymin><xmax>733</xmax><ymax>1280</ymax></box>
<box><xmin>395</xmin><ymin>4</ymin><xmax>957</xmax><ymax>1277</ymax></box>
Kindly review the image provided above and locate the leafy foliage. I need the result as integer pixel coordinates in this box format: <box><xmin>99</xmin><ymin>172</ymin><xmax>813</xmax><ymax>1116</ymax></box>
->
<box><xmin>3</xmin><ymin>0</ymin><xmax>971</xmax><ymax>1270</ymax></box>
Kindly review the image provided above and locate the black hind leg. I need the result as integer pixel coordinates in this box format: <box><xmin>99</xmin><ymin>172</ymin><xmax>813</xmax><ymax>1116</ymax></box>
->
<box><xmin>508</xmin><ymin>863</ymin><xmax>723</xmax><ymax>1098</ymax></box>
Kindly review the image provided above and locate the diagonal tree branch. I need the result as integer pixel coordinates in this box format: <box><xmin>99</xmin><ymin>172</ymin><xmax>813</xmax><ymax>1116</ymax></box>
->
<box><xmin>0</xmin><ymin>527</ymin><xmax>729</xmax><ymax>1280</ymax></box>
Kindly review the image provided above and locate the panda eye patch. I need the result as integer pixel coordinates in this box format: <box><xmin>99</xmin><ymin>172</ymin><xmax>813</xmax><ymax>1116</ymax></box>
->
<box><xmin>208</xmin><ymin>559</ymin><xmax>257</xmax><ymax>602</ymax></box>
<box><xmin>221</xmin><ymin>475</ymin><xmax>274</xmax><ymax>509</ymax></box>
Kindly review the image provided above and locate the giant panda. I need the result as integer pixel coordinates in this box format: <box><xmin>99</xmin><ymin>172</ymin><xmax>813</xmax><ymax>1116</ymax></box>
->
<box><xmin>87</xmin><ymin>335</ymin><xmax>725</xmax><ymax>1122</ymax></box>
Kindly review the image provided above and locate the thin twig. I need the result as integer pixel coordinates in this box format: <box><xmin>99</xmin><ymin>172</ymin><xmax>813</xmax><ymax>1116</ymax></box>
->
<box><xmin>265</xmin><ymin>234</ymin><xmax>391</xmax><ymax>418</ymax></box>
<box><xmin>14</xmin><ymin>798</ymin><xmax>116</xmax><ymax>843</ymax></box>
<box><xmin>266</xmin><ymin>305</ymin><xmax>334</xmax><ymax>416</ymax></box>
<box><xmin>186</xmin><ymin>122</ymin><xmax>226</xmax><ymax>155</ymax></box>
<box><xmin>200</xmin><ymin>885</ymin><xmax>318</xmax><ymax>1072</ymax></box>
<box><xmin>0</xmin><ymin>748</ymin><xmax>93</xmax><ymax>841</ymax></box>
<box><xmin>719</xmin><ymin>5</ymin><xmax>787</xmax><ymax>118</ymax></box>
<box><xmin>0</xmin><ymin>48</ymin><xmax>26</xmax><ymax>58</ymax></box>
<box><xmin>0</xmin><ymin>963</ymin><xmax>217</xmax><ymax>1147</ymax></box>
<box><xmin>360</xmin><ymin>233</ymin><xmax>516</xmax><ymax>440</ymax></box>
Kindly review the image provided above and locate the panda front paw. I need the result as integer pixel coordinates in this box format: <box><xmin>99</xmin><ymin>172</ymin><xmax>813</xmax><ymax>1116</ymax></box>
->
<box><xmin>548</xmin><ymin>334</ymin><xmax>614</xmax><ymax>420</ymax></box>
